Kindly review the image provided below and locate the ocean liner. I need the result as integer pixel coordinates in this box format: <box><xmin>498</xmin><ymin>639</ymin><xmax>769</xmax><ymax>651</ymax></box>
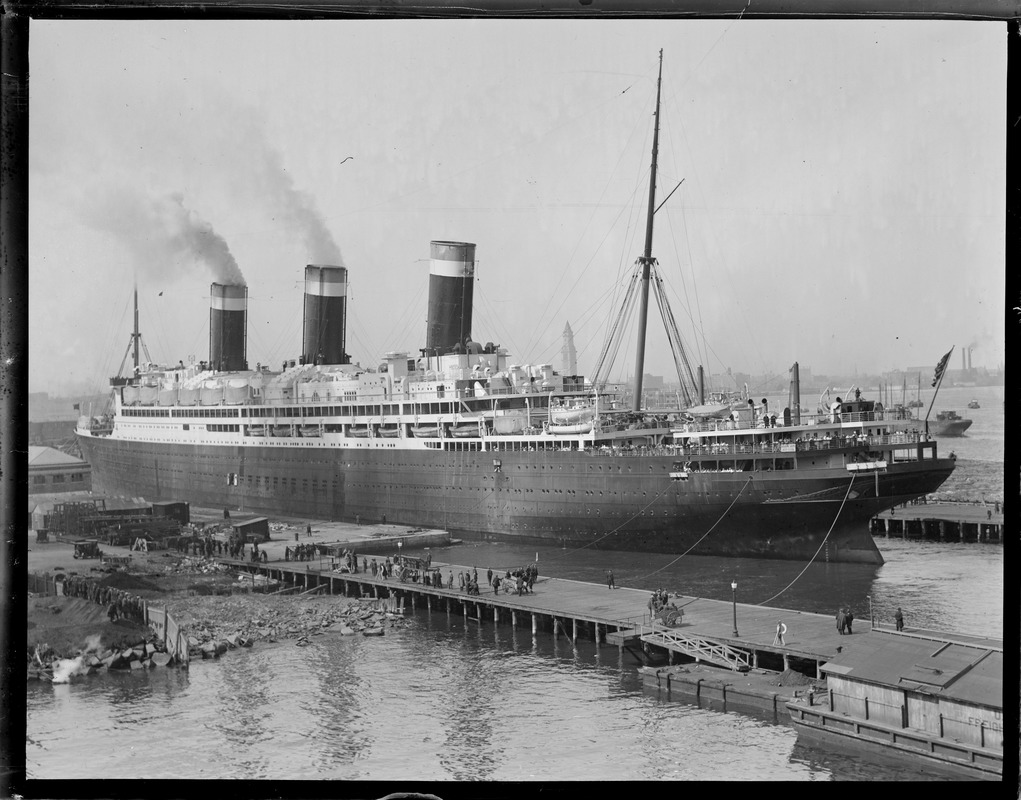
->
<box><xmin>75</xmin><ymin>54</ymin><xmax>955</xmax><ymax>565</ymax></box>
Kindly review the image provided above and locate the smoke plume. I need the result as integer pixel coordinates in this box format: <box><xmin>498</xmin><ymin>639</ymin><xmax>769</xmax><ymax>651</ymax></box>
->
<box><xmin>256</xmin><ymin>145</ymin><xmax>344</xmax><ymax>266</ymax></box>
<box><xmin>84</xmin><ymin>188</ymin><xmax>246</xmax><ymax>286</ymax></box>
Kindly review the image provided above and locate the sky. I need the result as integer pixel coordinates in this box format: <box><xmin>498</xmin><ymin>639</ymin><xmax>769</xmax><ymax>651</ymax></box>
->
<box><xmin>27</xmin><ymin>19</ymin><xmax>1006</xmax><ymax>397</ymax></box>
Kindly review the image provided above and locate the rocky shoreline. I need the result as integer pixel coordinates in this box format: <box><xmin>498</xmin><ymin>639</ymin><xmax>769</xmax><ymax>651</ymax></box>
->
<box><xmin>27</xmin><ymin>546</ymin><xmax>409</xmax><ymax>684</ymax></box>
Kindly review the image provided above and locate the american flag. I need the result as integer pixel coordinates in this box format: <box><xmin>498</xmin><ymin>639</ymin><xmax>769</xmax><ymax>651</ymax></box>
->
<box><xmin>931</xmin><ymin>348</ymin><xmax>953</xmax><ymax>387</ymax></box>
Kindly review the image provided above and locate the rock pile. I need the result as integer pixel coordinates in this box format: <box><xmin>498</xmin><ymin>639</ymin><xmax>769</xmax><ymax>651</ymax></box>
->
<box><xmin>162</xmin><ymin>556</ymin><xmax>233</xmax><ymax>575</ymax></box>
<box><xmin>28</xmin><ymin>635</ymin><xmax>176</xmax><ymax>683</ymax></box>
<box><xmin>173</xmin><ymin>595</ymin><xmax>407</xmax><ymax>660</ymax></box>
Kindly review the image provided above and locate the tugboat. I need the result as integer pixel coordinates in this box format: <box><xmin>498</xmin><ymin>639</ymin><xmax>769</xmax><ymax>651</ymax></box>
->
<box><xmin>929</xmin><ymin>410</ymin><xmax>972</xmax><ymax>436</ymax></box>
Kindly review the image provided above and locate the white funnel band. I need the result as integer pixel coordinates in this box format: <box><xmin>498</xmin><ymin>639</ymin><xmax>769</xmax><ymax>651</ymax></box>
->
<box><xmin>305</xmin><ymin>277</ymin><xmax>347</xmax><ymax>297</ymax></box>
<box><xmin>210</xmin><ymin>284</ymin><xmax>247</xmax><ymax>311</ymax></box>
<box><xmin>430</xmin><ymin>258</ymin><xmax>475</xmax><ymax>278</ymax></box>
<box><xmin>305</xmin><ymin>265</ymin><xmax>348</xmax><ymax>297</ymax></box>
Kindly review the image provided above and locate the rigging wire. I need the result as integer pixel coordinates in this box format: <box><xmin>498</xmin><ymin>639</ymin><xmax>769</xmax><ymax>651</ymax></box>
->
<box><xmin>520</xmin><ymin>67</ymin><xmax>659</xmax><ymax>360</ymax></box>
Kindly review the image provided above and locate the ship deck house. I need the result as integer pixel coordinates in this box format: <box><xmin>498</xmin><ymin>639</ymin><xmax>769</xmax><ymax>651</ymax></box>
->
<box><xmin>820</xmin><ymin>630</ymin><xmax>1002</xmax><ymax>753</ymax></box>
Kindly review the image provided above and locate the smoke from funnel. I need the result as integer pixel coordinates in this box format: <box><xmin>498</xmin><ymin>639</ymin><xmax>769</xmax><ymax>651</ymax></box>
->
<box><xmin>160</xmin><ymin>194</ymin><xmax>246</xmax><ymax>285</ymax></box>
<box><xmin>257</xmin><ymin>142</ymin><xmax>343</xmax><ymax>266</ymax></box>
<box><xmin>83</xmin><ymin>188</ymin><xmax>245</xmax><ymax>286</ymax></box>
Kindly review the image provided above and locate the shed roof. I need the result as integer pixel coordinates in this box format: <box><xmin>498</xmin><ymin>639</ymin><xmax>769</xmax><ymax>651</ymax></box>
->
<box><xmin>822</xmin><ymin>631</ymin><xmax>1002</xmax><ymax>709</ymax></box>
<box><xmin>28</xmin><ymin>445</ymin><xmax>86</xmax><ymax>468</ymax></box>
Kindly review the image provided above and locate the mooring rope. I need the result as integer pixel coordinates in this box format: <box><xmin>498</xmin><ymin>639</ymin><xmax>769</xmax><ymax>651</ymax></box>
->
<box><xmin>631</xmin><ymin>475</ymin><xmax>755</xmax><ymax>581</ymax></box>
<box><xmin>755</xmin><ymin>472</ymin><xmax>857</xmax><ymax>607</ymax></box>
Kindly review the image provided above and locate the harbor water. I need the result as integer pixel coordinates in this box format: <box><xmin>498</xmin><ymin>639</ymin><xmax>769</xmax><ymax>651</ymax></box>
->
<box><xmin>25</xmin><ymin>385</ymin><xmax>1004</xmax><ymax>782</ymax></box>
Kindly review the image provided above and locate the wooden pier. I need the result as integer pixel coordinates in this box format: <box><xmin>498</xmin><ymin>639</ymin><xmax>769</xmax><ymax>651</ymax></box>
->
<box><xmin>224</xmin><ymin>555</ymin><xmax>885</xmax><ymax>678</ymax></box>
<box><xmin>870</xmin><ymin>501</ymin><xmax>1003</xmax><ymax>543</ymax></box>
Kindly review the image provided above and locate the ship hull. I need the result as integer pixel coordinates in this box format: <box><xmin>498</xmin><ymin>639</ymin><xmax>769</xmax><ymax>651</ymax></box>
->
<box><xmin>76</xmin><ymin>432</ymin><xmax>955</xmax><ymax>565</ymax></box>
<box><xmin>930</xmin><ymin>420</ymin><xmax>972</xmax><ymax>436</ymax></box>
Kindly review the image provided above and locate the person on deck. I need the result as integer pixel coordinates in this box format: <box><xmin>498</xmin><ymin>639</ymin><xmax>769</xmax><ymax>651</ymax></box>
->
<box><xmin>895</xmin><ymin>607</ymin><xmax>904</xmax><ymax>631</ymax></box>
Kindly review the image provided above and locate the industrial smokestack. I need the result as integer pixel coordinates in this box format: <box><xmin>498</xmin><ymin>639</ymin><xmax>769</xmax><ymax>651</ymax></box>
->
<box><xmin>209</xmin><ymin>283</ymin><xmax>248</xmax><ymax>372</ymax></box>
<box><xmin>425</xmin><ymin>241</ymin><xmax>475</xmax><ymax>355</ymax></box>
<box><xmin>303</xmin><ymin>265</ymin><xmax>349</xmax><ymax>365</ymax></box>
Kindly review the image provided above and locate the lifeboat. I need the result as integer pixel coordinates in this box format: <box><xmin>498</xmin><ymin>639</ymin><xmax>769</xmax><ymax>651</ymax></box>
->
<box><xmin>347</xmin><ymin>425</ymin><xmax>370</xmax><ymax>438</ymax></box>
<box><xmin>547</xmin><ymin>422</ymin><xmax>593</xmax><ymax>435</ymax></box>
<box><xmin>450</xmin><ymin>423</ymin><xmax>480</xmax><ymax>438</ymax></box>
<box><xmin>377</xmin><ymin>425</ymin><xmax>400</xmax><ymax>438</ymax></box>
<box><xmin>412</xmin><ymin>425</ymin><xmax>440</xmax><ymax>438</ymax></box>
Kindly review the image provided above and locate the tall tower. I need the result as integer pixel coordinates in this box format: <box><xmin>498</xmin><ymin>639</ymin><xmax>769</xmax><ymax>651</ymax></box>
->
<box><xmin>562</xmin><ymin>321</ymin><xmax>578</xmax><ymax>375</ymax></box>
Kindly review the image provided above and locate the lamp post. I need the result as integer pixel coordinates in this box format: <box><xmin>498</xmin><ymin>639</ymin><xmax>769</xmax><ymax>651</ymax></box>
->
<box><xmin>731</xmin><ymin>580</ymin><xmax>739</xmax><ymax>636</ymax></box>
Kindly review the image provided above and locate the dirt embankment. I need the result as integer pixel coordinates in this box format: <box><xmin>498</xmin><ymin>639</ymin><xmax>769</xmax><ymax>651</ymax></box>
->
<box><xmin>27</xmin><ymin>595</ymin><xmax>150</xmax><ymax>660</ymax></box>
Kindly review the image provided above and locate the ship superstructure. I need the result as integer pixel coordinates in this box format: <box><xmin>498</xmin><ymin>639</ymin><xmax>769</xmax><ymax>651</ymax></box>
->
<box><xmin>76</xmin><ymin>235</ymin><xmax>954</xmax><ymax>565</ymax></box>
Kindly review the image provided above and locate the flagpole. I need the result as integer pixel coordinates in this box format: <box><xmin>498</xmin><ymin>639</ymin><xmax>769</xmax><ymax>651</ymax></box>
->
<box><xmin>923</xmin><ymin>346</ymin><xmax>954</xmax><ymax>435</ymax></box>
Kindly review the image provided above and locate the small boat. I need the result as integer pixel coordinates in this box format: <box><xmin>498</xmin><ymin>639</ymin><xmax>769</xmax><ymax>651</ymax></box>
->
<box><xmin>248</xmin><ymin>424</ymin><xmax>267</xmax><ymax>437</ymax></box>
<box><xmin>347</xmin><ymin>425</ymin><xmax>370</xmax><ymax>438</ymax></box>
<box><xmin>967</xmin><ymin>399</ymin><xmax>980</xmax><ymax>409</ymax></box>
<box><xmin>450</xmin><ymin>423</ymin><xmax>480</xmax><ymax>438</ymax></box>
<box><xmin>412</xmin><ymin>425</ymin><xmax>440</xmax><ymax>438</ymax></box>
<box><xmin>930</xmin><ymin>410</ymin><xmax>972</xmax><ymax>436</ymax></box>
<box><xmin>299</xmin><ymin>424</ymin><xmax>322</xmax><ymax>437</ymax></box>
<box><xmin>377</xmin><ymin>425</ymin><xmax>400</xmax><ymax>437</ymax></box>
<box><xmin>549</xmin><ymin>404</ymin><xmax>595</xmax><ymax>425</ymax></box>
<box><xmin>547</xmin><ymin>421</ymin><xmax>593</xmax><ymax>435</ymax></box>
<box><xmin>271</xmin><ymin>424</ymin><xmax>292</xmax><ymax>437</ymax></box>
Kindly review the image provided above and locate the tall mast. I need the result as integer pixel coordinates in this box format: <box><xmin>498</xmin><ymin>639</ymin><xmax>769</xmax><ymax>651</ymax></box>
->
<box><xmin>632</xmin><ymin>49</ymin><xmax>663</xmax><ymax>412</ymax></box>
<box><xmin>133</xmin><ymin>283</ymin><xmax>140</xmax><ymax>375</ymax></box>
